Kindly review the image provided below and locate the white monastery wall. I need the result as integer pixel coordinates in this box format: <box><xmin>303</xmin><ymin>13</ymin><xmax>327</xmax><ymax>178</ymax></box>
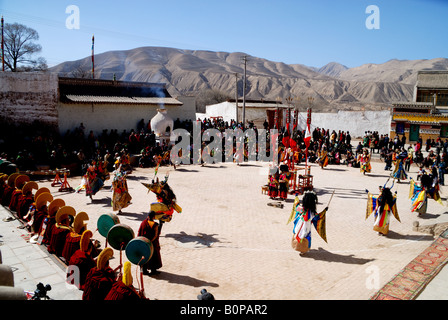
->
<box><xmin>297</xmin><ymin>110</ymin><xmax>391</xmax><ymax>138</ymax></box>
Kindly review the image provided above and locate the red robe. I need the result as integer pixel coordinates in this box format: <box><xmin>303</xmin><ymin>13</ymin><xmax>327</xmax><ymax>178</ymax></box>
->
<box><xmin>33</xmin><ymin>208</ymin><xmax>47</xmax><ymax>234</ymax></box>
<box><xmin>38</xmin><ymin>216</ymin><xmax>56</xmax><ymax>245</ymax></box>
<box><xmin>67</xmin><ymin>249</ymin><xmax>96</xmax><ymax>290</ymax></box>
<box><xmin>62</xmin><ymin>232</ymin><xmax>81</xmax><ymax>264</ymax></box>
<box><xmin>104</xmin><ymin>280</ymin><xmax>143</xmax><ymax>301</ymax></box>
<box><xmin>16</xmin><ymin>194</ymin><xmax>33</xmax><ymax>220</ymax></box>
<box><xmin>82</xmin><ymin>267</ymin><xmax>116</xmax><ymax>300</ymax></box>
<box><xmin>1</xmin><ymin>185</ymin><xmax>14</xmax><ymax>207</ymax></box>
<box><xmin>9</xmin><ymin>189</ymin><xmax>22</xmax><ymax>212</ymax></box>
<box><xmin>47</xmin><ymin>226</ymin><xmax>70</xmax><ymax>257</ymax></box>
<box><xmin>137</xmin><ymin>219</ymin><xmax>162</xmax><ymax>272</ymax></box>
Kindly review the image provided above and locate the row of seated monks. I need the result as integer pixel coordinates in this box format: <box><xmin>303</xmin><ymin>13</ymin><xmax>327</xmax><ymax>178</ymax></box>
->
<box><xmin>0</xmin><ymin>172</ymin><xmax>147</xmax><ymax>300</ymax></box>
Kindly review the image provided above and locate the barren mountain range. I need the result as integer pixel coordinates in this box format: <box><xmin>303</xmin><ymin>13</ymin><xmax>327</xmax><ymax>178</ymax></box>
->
<box><xmin>50</xmin><ymin>46</ymin><xmax>448</xmax><ymax>112</ymax></box>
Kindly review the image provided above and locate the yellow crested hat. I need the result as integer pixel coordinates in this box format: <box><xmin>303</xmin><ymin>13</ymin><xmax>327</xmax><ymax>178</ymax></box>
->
<box><xmin>22</xmin><ymin>181</ymin><xmax>38</xmax><ymax>195</ymax></box>
<box><xmin>48</xmin><ymin>199</ymin><xmax>66</xmax><ymax>217</ymax></box>
<box><xmin>80</xmin><ymin>230</ymin><xmax>93</xmax><ymax>252</ymax></box>
<box><xmin>97</xmin><ymin>247</ymin><xmax>113</xmax><ymax>270</ymax></box>
<box><xmin>73</xmin><ymin>211</ymin><xmax>89</xmax><ymax>234</ymax></box>
<box><xmin>35</xmin><ymin>192</ymin><xmax>53</xmax><ymax>209</ymax></box>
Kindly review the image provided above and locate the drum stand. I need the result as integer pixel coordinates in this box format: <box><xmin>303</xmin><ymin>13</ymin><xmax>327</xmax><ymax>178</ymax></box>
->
<box><xmin>138</xmin><ymin>257</ymin><xmax>145</xmax><ymax>297</ymax></box>
<box><xmin>51</xmin><ymin>169</ymin><xmax>74</xmax><ymax>192</ymax></box>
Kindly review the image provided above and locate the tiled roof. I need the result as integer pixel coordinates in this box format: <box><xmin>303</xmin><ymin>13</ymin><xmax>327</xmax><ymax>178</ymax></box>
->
<box><xmin>58</xmin><ymin>77</ymin><xmax>182</xmax><ymax>106</ymax></box>
<box><xmin>64</xmin><ymin>95</ymin><xmax>182</xmax><ymax>105</ymax></box>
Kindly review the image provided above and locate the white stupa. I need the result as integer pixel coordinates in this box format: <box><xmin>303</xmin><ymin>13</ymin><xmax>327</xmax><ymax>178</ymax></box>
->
<box><xmin>150</xmin><ymin>105</ymin><xmax>174</xmax><ymax>144</ymax></box>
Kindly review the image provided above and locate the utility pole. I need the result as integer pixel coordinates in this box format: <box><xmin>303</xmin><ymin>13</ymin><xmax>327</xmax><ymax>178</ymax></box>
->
<box><xmin>235</xmin><ymin>73</ymin><xmax>239</xmax><ymax>125</ymax></box>
<box><xmin>242</xmin><ymin>55</ymin><xmax>247</xmax><ymax>128</ymax></box>
<box><xmin>1</xmin><ymin>16</ymin><xmax>5</xmax><ymax>72</ymax></box>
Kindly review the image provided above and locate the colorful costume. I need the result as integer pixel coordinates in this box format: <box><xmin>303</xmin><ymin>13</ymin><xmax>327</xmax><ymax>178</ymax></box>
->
<box><xmin>392</xmin><ymin>150</ymin><xmax>408</xmax><ymax>181</ymax></box>
<box><xmin>409</xmin><ymin>175</ymin><xmax>443</xmax><ymax>216</ymax></box>
<box><xmin>85</xmin><ymin>166</ymin><xmax>104</xmax><ymax>199</ymax></box>
<box><xmin>278</xmin><ymin>164</ymin><xmax>290</xmax><ymax>200</ymax></box>
<box><xmin>359</xmin><ymin>150</ymin><xmax>371</xmax><ymax>174</ymax></box>
<box><xmin>141</xmin><ymin>175</ymin><xmax>182</xmax><ymax>223</ymax></box>
<box><xmin>290</xmin><ymin>192</ymin><xmax>327</xmax><ymax>254</ymax></box>
<box><xmin>111</xmin><ymin>169</ymin><xmax>132</xmax><ymax>212</ymax></box>
<box><xmin>268</xmin><ymin>173</ymin><xmax>279</xmax><ymax>199</ymax></box>
<box><xmin>317</xmin><ymin>148</ymin><xmax>329</xmax><ymax>168</ymax></box>
<box><xmin>366</xmin><ymin>187</ymin><xmax>400</xmax><ymax>235</ymax></box>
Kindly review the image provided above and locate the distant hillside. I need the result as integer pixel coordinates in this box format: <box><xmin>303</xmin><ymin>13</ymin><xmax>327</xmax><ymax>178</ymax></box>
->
<box><xmin>50</xmin><ymin>47</ymin><xmax>448</xmax><ymax>112</ymax></box>
<box><xmin>317</xmin><ymin>62</ymin><xmax>349</xmax><ymax>78</ymax></box>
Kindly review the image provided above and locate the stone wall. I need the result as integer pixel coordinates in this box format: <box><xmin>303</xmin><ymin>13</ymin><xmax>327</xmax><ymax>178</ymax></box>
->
<box><xmin>0</xmin><ymin>72</ymin><xmax>59</xmax><ymax>128</ymax></box>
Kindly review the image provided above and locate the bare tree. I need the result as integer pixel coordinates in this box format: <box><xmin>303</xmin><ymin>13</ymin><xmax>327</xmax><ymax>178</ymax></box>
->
<box><xmin>195</xmin><ymin>88</ymin><xmax>232</xmax><ymax>113</ymax></box>
<box><xmin>3</xmin><ymin>22</ymin><xmax>47</xmax><ymax>72</ymax></box>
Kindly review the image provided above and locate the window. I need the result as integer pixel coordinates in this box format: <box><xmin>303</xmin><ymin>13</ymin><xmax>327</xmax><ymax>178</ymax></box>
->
<box><xmin>395</xmin><ymin>122</ymin><xmax>405</xmax><ymax>134</ymax></box>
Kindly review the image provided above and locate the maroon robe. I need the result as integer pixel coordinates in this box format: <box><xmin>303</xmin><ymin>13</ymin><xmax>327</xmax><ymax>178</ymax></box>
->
<box><xmin>16</xmin><ymin>194</ymin><xmax>33</xmax><ymax>220</ymax></box>
<box><xmin>0</xmin><ymin>182</ymin><xmax>5</xmax><ymax>202</ymax></box>
<box><xmin>137</xmin><ymin>219</ymin><xmax>162</xmax><ymax>272</ymax></box>
<box><xmin>8</xmin><ymin>189</ymin><xmax>22</xmax><ymax>212</ymax></box>
<box><xmin>32</xmin><ymin>207</ymin><xmax>47</xmax><ymax>234</ymax></box>
<box><xmin>82</xmin><ymin>267</ymin><xmax>116</xmax><ymax>300</ymax></box>
<box><xmin>67</xmin><ymin>249</ymin><xmax>96</xmax><ymax>290</ymax></box>
<box><xmin>2</xmin><ymin>185</ymin><xmax>14</xmax><ymax>207</ymax></box>
<box><xmin>61</xmin><ymin>232</ymin><xmax>81</xmax><ymax>264</ymax></box>
<box><xmin>38</xmin><ymin>216</ymin><xmax>56</xmax><ymax>246</ymax></box>
<box><xmin>47</xmin><ymin>226</ymin><xmax>70</xmax><ymax>257</ymax></box>
<box><xmin>104</xmin><ymin>280</ymin><xmax>143</xmax><ymax>301</ymax></box>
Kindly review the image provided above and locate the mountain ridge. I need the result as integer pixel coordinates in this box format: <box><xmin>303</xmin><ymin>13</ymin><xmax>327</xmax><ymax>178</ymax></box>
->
<box><xmin>49</xmin><ymin>46</ymin><xmax>448</xmax><ymax>112</ymax></box>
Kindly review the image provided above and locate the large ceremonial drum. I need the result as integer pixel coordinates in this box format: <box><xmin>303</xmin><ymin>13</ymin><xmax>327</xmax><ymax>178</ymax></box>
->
<box><xmin>125</xmin><ymin>236</ymin><xmax>154</xmax><ymax>266</ymax></box>
<box><xmin>107</xmin><ymin>224</ymin><xmax>134</xmax><ymax>250</ymax></box>
<box><xmin>97</xmin><ymin>213</ymin><xmax>120</xmax><ymax>238</ymax></box>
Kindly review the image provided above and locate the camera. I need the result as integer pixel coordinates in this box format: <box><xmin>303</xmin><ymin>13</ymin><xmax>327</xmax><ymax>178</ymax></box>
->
<box><xmin>32</xmin><ymin>282</ymin><xmax>52</xmax><ymax>300</ymax></box>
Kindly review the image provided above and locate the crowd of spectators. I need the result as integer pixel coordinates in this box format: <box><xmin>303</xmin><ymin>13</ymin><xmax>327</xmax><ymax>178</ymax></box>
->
<box><xmin>2</xmin><ymin>117</ymin><xmax>448</xmax><ymax>180</ymax></box>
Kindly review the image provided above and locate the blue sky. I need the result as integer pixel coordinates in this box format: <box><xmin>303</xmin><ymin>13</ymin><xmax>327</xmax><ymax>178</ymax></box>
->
<box><xmin>0</xmin><ymin>0</ymin><xmax>447</xmax><ymax>68</ymax></box>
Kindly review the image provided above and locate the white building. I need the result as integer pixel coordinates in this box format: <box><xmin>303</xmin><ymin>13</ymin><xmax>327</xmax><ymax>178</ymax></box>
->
<box><xmin>0</xmin><ymin>72</ymin><xmax>196</xmax><ymax>135</ymax></box>
<box><xmin>204</xmin><ymin>99</ymin><xmax>391</xmax><ymax>137</ymax></box>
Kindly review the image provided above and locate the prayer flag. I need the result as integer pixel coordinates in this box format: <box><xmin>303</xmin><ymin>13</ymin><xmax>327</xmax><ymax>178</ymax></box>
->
<box><xmin>304</xmin><ymin>123</ymin><xmax>311</xmax><ymax>148</ymax></box>
<box><xmin>91</xmin><ymin>35</ymin><xmax>94</xmax><ymax>78</ymax></box>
